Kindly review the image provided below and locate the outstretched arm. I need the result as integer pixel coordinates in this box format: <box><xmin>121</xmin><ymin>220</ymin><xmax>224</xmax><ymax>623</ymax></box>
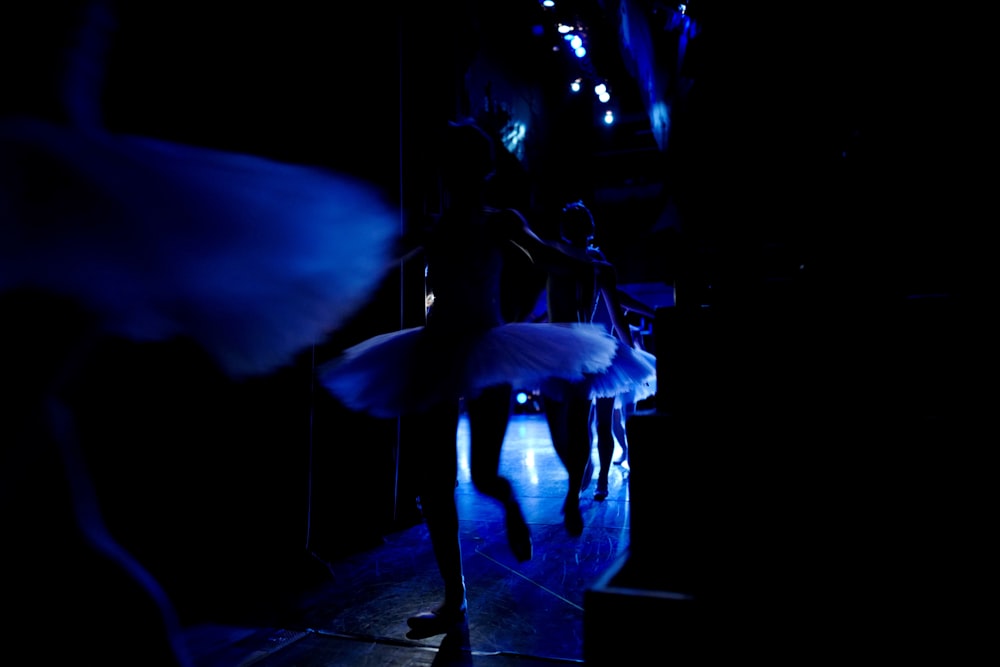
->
<box><xmin>501</xmin><ymin>208</ymin><xmax>606</xmax><ymax>276</ymax></box>
<box><xmin>615</xmin><ymin>288</ymin><xmax>657</xmax><ymax>320</ymax></box>
<box><xmin>394</xmin><ymin>212</ymin><xmax>438</xmax><ymax>264</ymax></box>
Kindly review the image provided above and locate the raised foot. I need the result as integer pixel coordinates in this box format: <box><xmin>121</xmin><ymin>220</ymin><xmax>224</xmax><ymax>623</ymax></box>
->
<box><xmin>505</xmin><ymin>499</ymin><xmax>533</xmax><ymax>562</ymax></box>
<box><xmin>562</xmin><ymin>498</ymin><xmax>584</xmax><ymax>537</ymax></box>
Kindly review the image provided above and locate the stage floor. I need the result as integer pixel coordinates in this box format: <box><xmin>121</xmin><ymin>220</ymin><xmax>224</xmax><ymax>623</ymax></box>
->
<box><xmin>183</xmin><ymin>412</ymin><xmax>631</xmax><ymax>666</ymax></box>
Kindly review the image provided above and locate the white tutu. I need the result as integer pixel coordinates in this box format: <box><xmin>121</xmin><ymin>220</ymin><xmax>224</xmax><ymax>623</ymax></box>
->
<box><xmin>540</xmin><ymin>341</ymin><xmax>657</xmax><ymax>405</ymax></box>
<box><xmin>0</xmin><ymin>117</ymin><xmax>399</xmax><ymax>376</ymax></box>
<box><xmin>588</xmin><ymin>344</ymin><xmax>657</xmax><ymax>403</ymax></box>
<box><xmin>317</xmin><ymin>322</ymin><xmax>619</xmax><ymax>418</ymax></box>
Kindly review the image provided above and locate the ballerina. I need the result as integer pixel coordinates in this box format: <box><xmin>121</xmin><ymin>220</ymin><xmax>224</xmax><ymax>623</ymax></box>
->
<box><xmin>541</xmin><ymin>201</ymin><xmax>657</xmax><ymax>522</ymax></box>
<box><xmin>316</xmin><ymin>118</ymin><xmax>620</xmax><ymax>638</ymax></box>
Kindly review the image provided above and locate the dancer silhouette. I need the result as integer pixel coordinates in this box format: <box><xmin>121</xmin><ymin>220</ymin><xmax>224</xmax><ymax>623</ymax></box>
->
<box><xmin>542</xmin><ymin>201</ymin><xmax>656</xmax><ymax>525</ymax></box>
<box><xmin>317</xmin><ymin>119</ymin><xmax>620</xmax><ymax>637</ymax></box>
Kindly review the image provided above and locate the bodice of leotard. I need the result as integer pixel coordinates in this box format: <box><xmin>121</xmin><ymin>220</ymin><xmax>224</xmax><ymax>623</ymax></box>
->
<box><xmin>546</xmin><ymin>245</ymin><xmax>602</xmax><ymax>325</ymax></box>
<box><xmin>424</xmin><ymin>208</ymin><xmax>507</xmax><ymax>331</ymax></box>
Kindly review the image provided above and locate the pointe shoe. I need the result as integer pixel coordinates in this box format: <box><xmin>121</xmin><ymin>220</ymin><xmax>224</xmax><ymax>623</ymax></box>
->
<box><xmin>562</xmin><ymin>498</ymin><xmax>584</xmax><ymax>537</ymax></box>
<box><xmin>594</xmin><ymin>480</ymin><xmax>609</xmax><ymax>501</ymax></box>
<box><xmin>406</xmin><ymin>602</ymin><xmax>468</xmax><ymax>638</ymax></box>
<box><xmin>504</xmin><ymin>499</ymin><xmax>533</xmax><ymax>562</ymax></box>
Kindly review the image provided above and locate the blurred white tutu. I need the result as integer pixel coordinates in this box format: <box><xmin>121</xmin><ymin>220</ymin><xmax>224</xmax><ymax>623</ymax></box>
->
<box><xmin>318</xmin><ymin>322</ymin><xmax>619</xmax><ymax>418</ymax></box>
<box><xmin>0</xmin><ymin>116</ymin><xmax>399</xmax><ymax>376</ymax></box>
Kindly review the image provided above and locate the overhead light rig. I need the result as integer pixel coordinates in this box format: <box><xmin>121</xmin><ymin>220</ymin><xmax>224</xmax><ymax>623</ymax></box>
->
<box><xmin>537</xmin><ymin>1</ymin><xmax>616</xmax><ymax>124</ymax></box>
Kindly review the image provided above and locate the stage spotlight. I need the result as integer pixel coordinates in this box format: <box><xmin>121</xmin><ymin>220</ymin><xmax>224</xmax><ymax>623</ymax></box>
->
<box><xmin>570</xmin><ymin>35</ymin><xmax>582</xmax><ymax>50</ymax></box>
<box><xmin>513</xmin><ymin>389</ymin><xmax>543</xmax><ymax>414</ymax></box>
<box><xmin>570</xmin><ymin>79</ymin><xmax>581</xmax><ymax>93</ymax></box>
<box><xmin>604</xmin><ymin>110</ymin><xmax>615</xmax><ymax>125</ymax></box>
